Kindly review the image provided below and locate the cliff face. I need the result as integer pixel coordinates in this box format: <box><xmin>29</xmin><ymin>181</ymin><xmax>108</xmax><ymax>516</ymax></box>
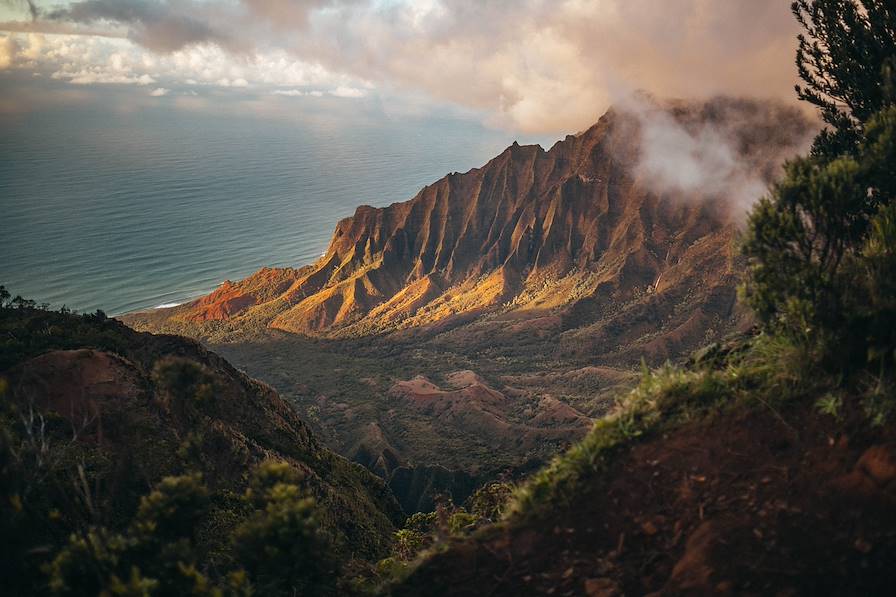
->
<box><xmin>135</xmin><ymin>97</ymin><xmax>811</xmax><ymax>358</ymax></box>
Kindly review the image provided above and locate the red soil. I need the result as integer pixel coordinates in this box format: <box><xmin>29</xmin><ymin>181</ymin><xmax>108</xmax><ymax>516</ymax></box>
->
<box><xmin>392</xmin><ymin>400</ymin><xmax>896</xmax><ymax>596</ymax></box>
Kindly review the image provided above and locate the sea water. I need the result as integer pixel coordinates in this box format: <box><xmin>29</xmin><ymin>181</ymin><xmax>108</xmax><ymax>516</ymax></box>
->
<box><xmin>1</xmin><ymin>100</ymin><xmax>552</xmax><ymax>315</ymax></box>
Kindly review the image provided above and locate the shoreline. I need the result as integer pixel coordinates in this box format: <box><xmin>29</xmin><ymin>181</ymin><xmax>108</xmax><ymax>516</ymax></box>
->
<box><xmin>110</xmin><ymin>285</ymin><xmax>216</xmax><ymax>318</ymax></box>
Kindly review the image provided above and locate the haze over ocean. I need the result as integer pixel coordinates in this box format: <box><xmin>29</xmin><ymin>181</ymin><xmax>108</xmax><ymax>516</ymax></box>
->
<box><xmin>1</xmin><ymin>100</ymin><xmax>554</xmax><ymax>315</ymax></box>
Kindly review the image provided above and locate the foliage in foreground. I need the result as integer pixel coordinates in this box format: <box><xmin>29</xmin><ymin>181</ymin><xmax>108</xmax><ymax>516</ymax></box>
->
<box><xmin>743</xmin><ymin>0</ymin><xmax>896</xmax><ymax>379</ymax></box>
<box><xmin>0</xmin><ymin>301</ymin><xmax>385</xmax><ymax>596</ymax></box>
<box><xmin>4</xmin><ymin>429</ymin><xmax>339</xmax><ymax>597</ymax></box>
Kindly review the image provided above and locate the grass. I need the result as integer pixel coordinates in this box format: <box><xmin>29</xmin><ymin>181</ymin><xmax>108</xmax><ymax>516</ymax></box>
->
<box><xmin>503</xmin><ymin>332</ymin><xmax>834</xmax><ymax>519</ymax></box>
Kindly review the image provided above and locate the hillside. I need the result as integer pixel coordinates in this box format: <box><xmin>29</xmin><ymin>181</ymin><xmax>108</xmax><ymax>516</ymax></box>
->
<box><xmin>387</xmin><ymin>337</ymin><xmax>896</xmax><ymax>596</ymax></box>
<box><xmin>0</xmin><ymin>305</ymin><xmax>402</xmax><ymax>593</ymax></box>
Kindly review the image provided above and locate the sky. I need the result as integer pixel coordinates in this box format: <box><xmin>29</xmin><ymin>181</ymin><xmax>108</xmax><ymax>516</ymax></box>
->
<box><xmin>0</xmin><ymin>0</ymin><xmax>804</xmax><ymax>136</ymax></box>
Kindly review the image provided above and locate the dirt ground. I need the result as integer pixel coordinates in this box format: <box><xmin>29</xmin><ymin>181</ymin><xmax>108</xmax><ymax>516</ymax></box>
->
<box><xmin>392</xmin><ymin>398</ymin><xmax>896</xmax><ymax>596</ymax></box>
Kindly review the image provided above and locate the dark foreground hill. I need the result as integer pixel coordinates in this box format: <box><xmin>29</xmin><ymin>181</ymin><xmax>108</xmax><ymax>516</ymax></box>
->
<box><xmin>0</xmin><ymin>305</ymin><xmax>402</xmax><ymax>594</ymax></box>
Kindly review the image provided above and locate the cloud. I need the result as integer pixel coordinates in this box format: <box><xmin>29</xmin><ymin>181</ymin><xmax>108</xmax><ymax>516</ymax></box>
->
<box><xmin>55</xmin><ymin>68</ymin><xmax>157</xmax><ymax>85</ymax></box>
<box><xmin>215</xmin><ymin>76</ymin><xmax>248</xmax><ymax>87</ymax></box>
<box><xmin>0</xmin><ymin>1</ymin><xmax>39</xmax><ymax>21</ymax></box>
<box><xmin>618</xmin><ymin>94</ymin><xmax>816</xmax><ymax>215</ymax></box>
<box><xmin>272</xmin><ymin>88</ymin><xmax>305</xmax><ymax>96</ymax></box>
<box><xmin>0</xmin><ymin>1</ymin><xmax>805</xmax><ymax>133</ymax></box>
<box><xmin>272</xmin><ymin>88</ymin><xmax>323</xmax><ymax>97</ymax></box>
<box><xmin>241</xmin><ymin>0</ymin><xmax>341</xmax><ymax>30</ymax></box>
<box><xmin>273</xmin><ymin>86</ymin><xmax>359</xmax><ymax>98</ymax></box>
<box><xmin>0</xmin><ymin>31</ymin><xmax>359</xmax><ymax>96</ymax></box>
<box><xmin>149</xmin><ymin>86</ymin><xmax>168</xmax><ymax>96</ymax></box>
<box><xmin>45</xmin><ymin>0</ymin><xmax>241</xmax><ymax>53</ymax></box>
<box><xmin>19</xmin><ymin>31</ymin><xmax>41</xmax><ymax>59</ymax></box>
<box><xmin>331</xmin><ymin>85</ymin><xmax>365</xmax><ymax>98</ymax></box>
<box><xmin>296</xmin><ymin>0</ymin><xmax>802</xmax><ymax>132</ymax></box>
<box><xmin>0</xmin><ymin>34</ymin><xmax>13</xmax><ymax>69</ymax></box>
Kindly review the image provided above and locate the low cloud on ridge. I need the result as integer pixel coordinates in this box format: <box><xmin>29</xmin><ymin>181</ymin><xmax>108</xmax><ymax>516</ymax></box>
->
<box><xmin>616</xmin><ymin>94</ymin><xmax>817</xmax><ymax>217</ymax></box>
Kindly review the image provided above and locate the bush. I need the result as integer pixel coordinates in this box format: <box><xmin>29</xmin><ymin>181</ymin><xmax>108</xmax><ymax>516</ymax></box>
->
<box><xmin>151</xmin><ymin>358</ymin><xmax>216</xmax><ymax>416</ymax></box>
<box><xmin>467</xmin><ymin>482</ymin><xmax>513</xmax><ymax>523</ymax></box>
<box><xmin>233</xmin><ymin>461</ymin><xmax>337</xmax><ymax>596</ymax></box>
<box><xmin>46</xmin><ymin>474</ymin><xmax>221</xmax><ymax>596</ymax></box>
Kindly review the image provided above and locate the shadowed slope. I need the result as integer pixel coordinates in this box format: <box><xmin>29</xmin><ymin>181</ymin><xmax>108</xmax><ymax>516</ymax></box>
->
<box><xmin>0</xmin><ymin>307</ymin><xmax>402</xmax><ymax>560</ymax></box>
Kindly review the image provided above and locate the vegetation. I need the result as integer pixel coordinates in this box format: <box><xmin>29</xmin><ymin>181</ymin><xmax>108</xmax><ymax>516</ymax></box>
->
<box><xmin>743</xmin><ymin>0</ymin><xmax>896</xmax><ymax>377</ymax></box>
<box><xmin>43</xmin><ymin>464</ymin><xmax>339</xmax><ymax>596</ymax></box>
<box><xmin>234</xmin><ymin>462</ymin><xmax>338</xmax><ymax>595</ymax></box>
<box><xmin>792</xmin><ymin>0</ymin><xmax>896</xmax><ymax>157</ymax></box>
<box><xmin>373</xmin><ymin>482</ymin><xmax>514</xmax><ymax>587</ymax></box>
<box><xmin>6</xmin><ymin>1</ymin><xmax>896</xmax><ymax>594</ymax></box>
<box><xmin>0</xmin><ymin>298</ymin><xmax>400</xmax><ymax>595</ymax></box>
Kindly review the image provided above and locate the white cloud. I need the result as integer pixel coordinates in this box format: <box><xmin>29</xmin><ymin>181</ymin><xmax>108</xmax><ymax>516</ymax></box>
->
<box><xmin>0</xmin><ymin>1</ymin><xmax>802</xmax><ymax>132</ymax></box>
<box><xmin>331</xmin><ymin>85</ymin><xmax>366</xmax><ymax>98</ymax></box>
<box><xmin>150</xmin><ymin>87</ymin><xmax>169</xmax><ymax>96</ymax></box>
<box><xmin>20</xmin><ymin>33</ymin><xmax>43</xmax><ymax>60</ymax></box>
<box><xmin>272</xmin><ymin>89</ymin><xmax>306</xmax><ymax>96</ymax></box>
<box><xmin>0</xmin><ymin>31</ymin><xmax>368</xmax><ymax>99</ymax></box>
<box><xmin>57</xmin><ymin>69</ymin><xmax>157</xmax><ymax>85</ymax></box>
<box><xmin>272</xmin><ymin>88</ymin><xmax>326</xmax><ymax>97</ymax></box>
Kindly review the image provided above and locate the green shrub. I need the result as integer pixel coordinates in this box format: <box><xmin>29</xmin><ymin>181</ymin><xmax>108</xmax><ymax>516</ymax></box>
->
<box><xmin>393</xmin><ymin>528</ymin><xmax>425</xmax><ymax>561</ymax></box>
<box><xmin>233</xmin><ymin>461</ymin><xmax>337</xmax><ymax>596</ymax></box>
<box><xmin>46</xmin><ymin>475</ymin><xmax>220</xmax><ymax>596</ymax></box>
<box><xmin>467</xmin><ymin>482</ymin><xmax>513</xmax><ymax>523</ymax></box>
<box><xmin>151</xmin><ymin>358</ymin><xmax>216</xmax><ymax>417</ymax></box>
<box><xmin>743</xmin><ymin>1</ymin><xmax>896</xmax><ymax>380</ymax></box>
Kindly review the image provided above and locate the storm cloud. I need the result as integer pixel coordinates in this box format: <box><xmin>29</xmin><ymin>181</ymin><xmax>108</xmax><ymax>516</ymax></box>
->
<box><xmin>44</xmin><ymin>0</ymin><xmax>243</xmax><ymax>52</ymax></box>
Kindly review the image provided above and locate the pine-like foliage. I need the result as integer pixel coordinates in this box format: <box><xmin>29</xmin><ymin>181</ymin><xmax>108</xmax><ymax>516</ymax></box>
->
<box><xmin>744</xmin><ymin>0</ymin><xmax>896</xmax><ymax>374</ymax></box>
<box><xmin>793</xmin><ymin>0</ymin><xmax>896</xmax><ymax>156</ymax></box>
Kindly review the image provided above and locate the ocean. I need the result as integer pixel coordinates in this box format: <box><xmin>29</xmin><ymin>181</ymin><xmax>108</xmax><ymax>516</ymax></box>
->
<box><xmin>1</xmin><ymin>101</ymin><xmax>554</xmax><ymax>315</ymax></box>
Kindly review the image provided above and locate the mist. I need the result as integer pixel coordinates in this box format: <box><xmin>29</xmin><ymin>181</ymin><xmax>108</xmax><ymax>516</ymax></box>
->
<box><xmin>619</xmin><ymin>95</ymin><xmax>818</xmax><ymax>216</ymax></box>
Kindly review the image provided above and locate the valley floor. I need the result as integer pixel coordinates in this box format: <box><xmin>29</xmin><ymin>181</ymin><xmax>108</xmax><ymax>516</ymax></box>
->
<box><xmin>205</xmin><ymin>329</ymin><xmax>636</xmax><ymax>510</ymax></box>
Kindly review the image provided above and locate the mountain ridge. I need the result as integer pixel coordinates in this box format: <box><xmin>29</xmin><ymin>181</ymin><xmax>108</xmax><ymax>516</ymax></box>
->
<box><xmin>122</xmin><ymin>96</ymin><xmax>816</xmax><ymax>490</ymax></box>
<box><xmin>0</xmin><ymin>307</ymin><xmax>402</xmax><ymax>566</ymax></box>
<box><xmin>126</xmin><ymin>97</ymin><xmax>812</xmax><ymax>356</ymax></box>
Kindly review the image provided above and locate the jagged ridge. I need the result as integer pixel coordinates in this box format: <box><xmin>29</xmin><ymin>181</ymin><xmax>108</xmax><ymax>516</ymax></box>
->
<box><xmin>135</xmin><ymin>97</ymin><xmax>811</xmax><ymax>353</ymax></box>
